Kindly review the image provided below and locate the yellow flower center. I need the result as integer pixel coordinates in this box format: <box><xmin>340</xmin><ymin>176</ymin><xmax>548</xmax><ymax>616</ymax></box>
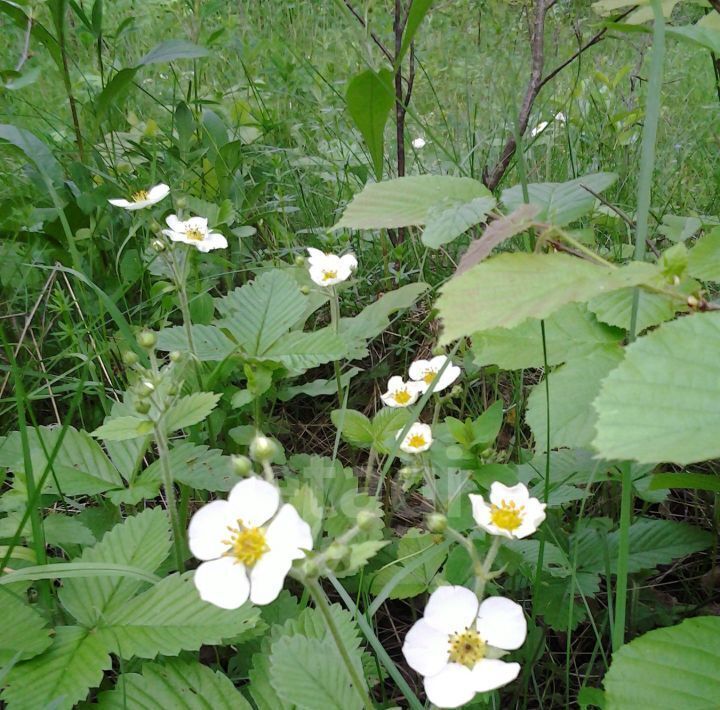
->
<box><xmin>422</xmin><ymin>369</ymin><xmax>437</xmax><ymax>385</ymax></box>
<box><xmin>225</xmin><ymin>524</ymin><xmax>268</xmax><ymax>567</ymax></box>
<box><xmin>490</xmin><ymin>500</ymin><xmax>525</xmax><ymax>532</ymax></box>
<box><xmin>322</xmin><ymin>269</ymin><xmax>338</xmax><ymax>281</ymax></box>
<box><xmin>393</xmin><ymin>388</ymin><xmax>412</xmax><ymax>405</ymax></box>
<box><xmin>407</xmin><ymin>434</ymin><xmax>427</xmax><ymax>449</ymax></box>
<box><xmin>132</xmin><ymin>190</ymin><xmax>149</xmax><ymax>202</ymax></box>
<box><xmin>186</xmin><ymin>227</ymin><xmax>205</xmax><ymax>241</ymax></box>
<box><xmin>448</xmin><ymin>628</ymin><xmax>486</xmax><ymax>669</ymax></box>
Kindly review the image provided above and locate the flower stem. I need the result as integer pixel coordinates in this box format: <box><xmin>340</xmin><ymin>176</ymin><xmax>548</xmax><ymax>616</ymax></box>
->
<box><xmin>475</xmin><ymin>536</ymin><xmax>502</xmax><ymax>601</ymax></box>
<box><xmin>612</xmin><ymin>462</ymin><xmax>633</xmax><ymax>652</ymax></box>
<box><xmin>304</xmin><ymin>577</ymin><xmax>375</xmax><ymax>710</ymax></box>
<box><xmin>329</xmin><ymin>286</ymin><xmax>344</xmax><ymax>406</ymax></box>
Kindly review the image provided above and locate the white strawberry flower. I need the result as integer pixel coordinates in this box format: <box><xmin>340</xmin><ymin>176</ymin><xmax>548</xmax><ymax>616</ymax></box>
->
<box><xmin>380</xmin><ymin>375</ymin><xmax>424</xmax><ymax>408</ymax></box>
<box><xmin>307</xmin><ymin>247</ymin><xmax>357</xmax><ymax>286</ymax></box>
<box><xmin>188</xmin><ymin>477</ymin><xmax>313</xmax><ymax>608</ymax></box>
<box><xmin>403</xmin><ymin>586</ymin><xmax>527</xmax><ymax>708</ymax></box>
<box><xmin>398</xmin><ymin>422</ymin><xmax>433</xmax><ymax>454</ymax></box>
<box><xmin>108</xmin><ymin>183</ymin><xmax>170</xmax><ymax>210</ymax></box>
<box><xmin>163</xmin><ymin>215</ymin><xmax>228</xmax><ymax>252</ymax></box>
<box><xmin>469</xmin><ymin>482</ymin><xmax>546</xmax><ymax>540</ymax></box>
<box><xmin>409</xmin><ymin>355</ymin><xmax>461</xmax><ymax>394</ymax></box>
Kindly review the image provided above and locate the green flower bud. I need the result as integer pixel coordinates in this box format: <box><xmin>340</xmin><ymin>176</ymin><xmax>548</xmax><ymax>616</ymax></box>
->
<box><xmin>325</xmin><ymin>543</ymin><xmax>348</xmax><ymax>562</ymax></box>
<box><xmin>299</xmin><ymin>285</ymin><xmax>311</xmax><ymax>295</ymax></box>
<box><xmin>232</xmin><ymin>454</ymin><xmax>253</xmax><ymax>476</ymax></box>
<box><xmin>151</xmin><ymin>239</ymin><xmax>166</xmax><ymax>252</ymax></box>
<box><xmin>302</xmin><ymin>557</ymin><xmax>321</xmax><ymax>578</ymax></box>
<box><xmin>426</xmin><ymin>512</ymin><xmax>448</xmax><ymax>533</ymax></box>
<box><xmin>122</xmin><ymin>350</ymin><xmax>139</xmax><ymax>366</ymax></box>
<box><xmin>356</xmin><ymin>509</ymin><xmax>378</xmax><ymax>532</ymax></box>
<box><xmin>137</xmin><ymin>330</ymin><xmax>157</xmax><ymax>349</ymax></box>
<box><xmin>249</xmin><ymin>434</ymin><xmax>277</xmax><ymax>462</ymax></box>
<box><xmin>175</xmin><ymin>196</ymin><xmax>188</xmax><ymax>210</ymax></box>
<box><xmin>169</xmin><ymin>350</ymin><xmax>182</xmax><ymax>362</ymax></box>
<box><xmin>294</xmin><ymin>255</ymin><xmax>306</xmax><ymax>266</ymax></box>
<box><xmin>136</xmin><ymin>380</ymin><xmax>155</xmax><ymax>397</ymax></box>
<box><xmin>134</xmin><ymin>400</ymin><xmax>151</xmax><ymax>414</ymax></box>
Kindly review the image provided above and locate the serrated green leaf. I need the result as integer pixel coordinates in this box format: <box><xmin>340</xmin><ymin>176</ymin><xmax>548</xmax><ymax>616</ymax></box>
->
<box><xmin>164</xmin><ymin>391</ymin><xmax>221</xmax><ymax>432</ymax></box>
<box><xmin>97</xmin><ymin>659</ymin><xmax>252</xmax><ymax>709</ymax></box>
<box><xmin>371</xmin><ymin>407</ymin><xmax>413</xmax><ymax>453</ymax></box>
<box><xmin>334</xmin><ymin>175</ymin><xmax>492</xmax><ymax>230</ymax></box>
<box><xmin>59</xmin><ymin>508</ymin><xmax>170</xmax><ymax>626</ymax></box>
<box><xmin>593</xmin><ymin>312</ymin><xmax>720</xmax><ymax>464</ymax></box>
<box><xmin>331</xmin><ymin>409</ymin><xmax>374</xmax><ymax>448</ymax></box>
<box><xmin>277</xmin><ymin>368</ymin><xmax>361</xmax><ymax>402</ymax></box>
<box><xmin>588</xmin><ymin>286</ymin><xmax>680</xmax><ymax>333</ymax></box>
<box><xmin>156</xmin><ymin>324</ymin><xmax>236</xmax><ymax>360</ymax></box>
<box><xmin>438</xmin><ymin>252</ymin><xmax>656</xmax><ymax>343</ymax></box>
<box><xmin>43</xmin><ymin>514</ymin><xmax>95</xmax><ymax>548</ymax></box>
<box><xmin>0</xmin><ymin>592</ymin><xmax>52</xmax><ymax>664</ymax></box>
<box><xmin>346</xmin><ymin>69</ymin><xmax>394</xmax><ymax>180</ymax></box>
<box><xmin>91</xmin><ymin>416</ymin><xmax>154</xmax><ymax>442</ymax></box>
<box><xmin>1</xmin><ymin>626</ymin><xmax>112</xmax><ymax>710</ymax></box>
<box><xmin>658</xmin><ymin>214</ymin><xmax>702</xmax><ymax>243</ymax></box>
<box><xmin>421</xmin><ymin>195</ymin><xmax>496</xmax><ymax>249</ymax></box>
<box><xmin>103</xmin><ymin>400</ymin><xmax>152</xmax><ymax>483</ymax></box>
<box><xmin>98</xmin><ymin>573</ymin><xmax>260</xmax><ymax>659</ymax></box>
<box><xmin>527</xmin><ymin>348</ymin><xmax>623</xmax><ymax>450</ymax></box>
<box><xmin>269</xmin><ymin>635</ymin><xmax>363</xmax><ymax>710</ymax></box>
<box><xmin>688</xmin><ymin>227</ymin><xmax>720</xmax><ymax>282</ymax></box>
<box><xmin>501</xmin><ymin>173</ymin><xmax>617</xmax><ymax>226</ymax></box>
<box><xmin>666</xmin><ymin>23</ymin><xmax>720</xmax><ymax>54</ymax></box>
<box><xmin>604</xmin><ymin>616</ymin><xmax>720</xmax><ymax>709</ymax></box>
<box><xmin>472</xmin><ymin>303</ymin><xmax>622</xmax><ymax>369</ymax></box>
<box><xmin>261</xmin><ymin>328</ymin><xmax>346</xmax><ymax>371</ymax></box>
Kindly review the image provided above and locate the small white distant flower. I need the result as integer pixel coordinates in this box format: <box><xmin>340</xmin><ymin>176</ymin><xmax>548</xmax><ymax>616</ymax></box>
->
<box><xmin>306</xmin><ymin>247</ymin><xmax>357</xmax><ymax>286</ymax></box>
<box><xmin>108</xmin><ymin>183</ymin><xmax>169</xmax><ymax>211</ymax></box>
<box><xmin>469</xmin><ymin>482</ymin><xmax>546</xmax><ymax>540</ymax></box>
<box><xmin>555</xmin><ymin>112</ymin><xmax>567</xmax><ymax>123</ymax></box>
<box><xmin>409</xmin><ymin>355</ymin><xmax>461</xmax><ymax>394</ymax></box>
<box><xmin>412</xmin><ymin>137</ymin><xmax>426</xmax><ymax>149</ymax></box>
<box><xmin>163</xmin><ymin>215</ymin><xmax>228</xmax><ymax>252</ymax></box>
<box><xmin>381</xmin><ymin>375</ymin><xmax>424</xmax><ymax>408</ymax></box>
<box><xmin>403</xmin><ymin>586</ymin><xmax>527</xmax><ymax>708</ymax></box>
<box><xmin>398</xmin><ymin>422</ymin><xmax>433</xmax><ymax>454</ymax></box>
<box><xmin>529</xmin><ymin>121</ymin><xmax>549</xmax><ymax>139</ymax></box>
<box><xmin>189</xmin><ymin>477</ymin><xmax>313</xmax><ymax>608</ymax></box>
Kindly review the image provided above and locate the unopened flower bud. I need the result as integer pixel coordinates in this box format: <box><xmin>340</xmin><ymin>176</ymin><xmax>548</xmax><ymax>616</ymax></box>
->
<box><xmin>169</xmin><ymin>351</ymin><xmax>182</xmax><ymax>362</ymax></box>
<box><xmin>136</xmin><ymin>380</ymin><xmax>155</xmax><ymax>397</ymax></box>
<box><xmin>137</xmin><ymin>330</ymin><xmax>157</xmax><ymax>349</ymax></box>
<box><xmin>426</xmin><ymin>512</ymin><xmax>448</xmax><ymax>533</ymax></box>
<box><xmin>151</xmin><ymin>239</ymin><xmax>166</xmax><ymax>252</ymax></box>
<box><xmin>122</xmin><ymin>350</ymin><xmax>139</xmax><ymax>366</ymax></box>
<box><xmin>232</xmin><ymin>454</ymin><xmax>253</xmax><ymax>476</ymax></box>
<box><xmin>167</xmin><ymin>384</ymin><xmax>178</xmax><ymax>396</ymax></box>
<box><xmin>175</xmin><ymin>196</ymin><xmax>187</xmax><ymax>210</ymax></box>
<box><xmin>356</xmin><ymin>509</ymin><xmax>378</xmax><ymax>532</ymax></box>
<box><xmin>687</xmin><ymin>295</ymin><xmax>700</xmax><ymax>309</ymax></box>
<box><xmin>149</xmin><ymin>220</ymin><xmax>162</xmax><ymax>233</ymax></box>
<box><xmin>294</xmin><ymin>255</ymin><xmax>305</xmax><ymax>266</ymax></box>
<box><xmin>302</xmin><ymin>557</ymin><xmax>321</xmax><ymax>578</ymax></box>
<box><xmin>249</xmin><ymin>434</ymin><xmax>277</xmax><ymax>462</ymax></box>
<box><xmin>134</xmin><ymin>400</ymin><xmax>151</xmax><ymax>414</ymax></box>
<box><xmin>325</xmin><ymin>543</ymin><xmax>348</xmax><ymax>562</ymax></box>
<box><xmin>300</xmin><ymin>285</ymin><xmax>311</xmax><ymax>295</ymax></box>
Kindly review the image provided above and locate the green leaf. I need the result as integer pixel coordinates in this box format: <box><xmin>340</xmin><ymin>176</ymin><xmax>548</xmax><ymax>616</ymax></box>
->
<box><xmin>261</xmin><ymin>328</ymin><xmax>346</xmax><ymax>371</ymax></box>
<box><xmin>94</xmin><ymin>67</ymin><xmax>138</xmax><ymax>118</ymax></box>
<box><xmin>371</xmin><ymin>407</ymin><xmax>413</xmax><ymax>453</ymax></box>
<box><xmin>501</xmin><ymin>173</ymin><xmax>617</xmax><ymax>226</ymax></box>
<box><xmin>334</xmin><ymin>175</ymin><xmax>492</xmax><ymax>230</ymax></box>
<box><xmin>97</xmin><ymin>659</ymin><xmax>252</xmax><ymax>709</ymax></box>
<box><xmin>0</xmin><ymin>562</ymin><xmax>160</xmax><ymax>587</ymax></box>
<box><xmin>103</xmin><ymin>399</ymin><xmax>151</xmax><ymax>483</ymax></box>
<box><xmin>164</xmin><ymin>392</ymin><xmax>221</xmax><ymax>432</ymax></box>
<box><xmin>0</xmin><ymin>426</ymin><xmax>123</xmax><ymax>496</ymax></box>
<box><xmin>0</xmin><ymin>124</ymin><xmax>63</xmax><ymax>187</ymax></box>
<box><xmin>658</xmin><ymin>214</ymin><xmax>702</xmax><ymax>243</ymax></box>
<box><xmin>527</xmin><ymin>349</ymin><xmax>623</xmax><ymax>450</ymax></box>
<box><xmin>331</xmin><ymin>409</ymin><xmax>374</xmax><ymax>448</ymax></box>
<box><xmin>438</xmin><ymin>252</ymin><xmax>656</xmax><ymax>343</ymax></box>
<box><xmin>593</xmin><ymin>312</ymin><xmax>720</xmax><ymax>464</ymax></box>
<box><xmin>398</xmin><ymin>0</ymin><xmax>434</xmax><ymax>63</ymax></box>
<box><xmin>43</xmin><ymin>514</ymin><xmax>96</xmax><ymax>548</ymax></box>
<box><xmin>216</xmin><ymin>270</ymin><xmax>307</xmax><ymax>356</ymax></box>
<box><xmin>346</xmin><ymin>69</ymin><xmax>394</xmax><ymax>180</ymax></box>
<box><xmin>137</xmin><ymin>39</ymin><xmax>209</xmax><ymax>66</ymax></box>
<box><xmin>472</xmin><ymin>303</ymin><xmax>622</xmax><ymax>369</ymax></box>
<box><xmin>59</xmin><ymin>508</ymin><xmax>170</xmax><ymax>626</ymax></box>
<box><xmin>0</xmin><ymin>592</ymin><xmax>52</xmax><ymax>664</ymax></box>
<box><xmin>688</xmin><ymin>227</ymin><xmax>720</xmax><ymax>282</ymax></box>
<box><xmin>91</xmin><ymin>416</ymin><xmax>154</xmax><ymax>442</ymax></box>
<box><xmin>588</xmin><ymin>286</ymin><xmax>680</xmax><ymax>333</ymax></box>
<box><xmin>421</xmin><ymin>196</ymin><xmax>496</xmax><ymax>249</ymax></box>
<box><xmin>604</xmin><ymin>616</ymin><xmax>720</xmax><ymax>709</ymax></box>
<box><xmin>269</xmin><ymin>635</ymin><xmax>363</xmax><ymax>710</ymax></box>
<box><xmin>277</xmin><ymin>368</ymin><xmax>361</xmax><ymax>402</ymax></box>
<box><xmin>98</xmin><ymin>573</ymin><xmax>260</xmax><ymax>659</ymax></box>
<box><xmin>666</xmin><ymin>24</ymin><xmax>720</xmax><ymax>55</ymax></box>
<box><xmin>1</xmin><ymin>626</ymin><xmax>112</xmax><ymax>710</ymax></box>
<box><xmin>156</xmin><ymin>324</ymin><xmax>236</xmax><ymax>360</ymax></box>
<box><xmin>649</xmin><ymin>471</ymin><xmax>720</xmax><ymax>493</ymax></box>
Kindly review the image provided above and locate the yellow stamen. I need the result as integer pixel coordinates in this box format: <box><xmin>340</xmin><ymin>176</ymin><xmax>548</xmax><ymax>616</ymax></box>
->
<box><xmin>407</xmin><ymin>434</ymin><xmax>427</xmax><ymax>449</ymax></box>
<box><xmin>225</xmin><ymin>524</ymin><xmax>268</xmax><ymax>567</ymax></box>
<box><xmin>490</xmin><ymin>499</ymin><xmax>525</xmax><ymax>532</ymax></box>
<box><xmin>393</xmin><ymin>389</ymin><xmax>412</xmax><ymax>405</ymax></box>
<box><xmin>422</xmin><ymin>369</ymin><xmax>437</xmax><ymax>385</ymax></box>
<box><xmin>322</xmin><ymin>270</ymin><xmax>338</xmax><ymax>281</ymax></box>
<box><xmin>132</xmin><ymin>190</ymin><xmax>149</xmax><ymax>202</ymax></box>
<box><xmin>448</xmin><ymin>628</ymin><xmax>486</xmax><ymax>669</ymax></box>
<box><xmin>186</xmin><ymin>227</ymin><xmax>205</xmax><ymax>241</ymax></box>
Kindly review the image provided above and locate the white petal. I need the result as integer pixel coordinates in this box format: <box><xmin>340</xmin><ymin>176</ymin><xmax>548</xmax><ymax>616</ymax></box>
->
<box><xmin>513</xmin><ymin>499</ymin><xmax>546</xmax><ymax>539</ymax></box>
<box><xmin>428</xmin><ymin>355</ymin><xmax>449</xmax><ymax>370</ymax></box>
<box><xmin>402</xmin><ymin>618</ymin><xmax>449</xmax><ymax>676</ymax></box>
<box><xmin>249</xmin><ymin>550</ymin><xmax>292</xmax><ymax>605</ymax></box>
<box><xmin>489</xmin><ymin>482</ymin><xmax>530</xmax><ymax>507</ymax></box>
<box><xmin>340</xmin><ymin>252</ymin><xmax>357</xmax><ymax>271</ymax></box>
<box><xmin>471</xmin><ymin>659</ymin><xmax>521</xmax><ymax>692</ymax></box>
<box><xmin>476</xmin><ymin>596</ymin><xmax>527</xmax><ymax>650</ymax></box>
<box><xmin>147</xmin><ymin>183</ymin><xmax>170</xmax><ymax>202</ymax></box>
<box><xmin>435</xmin><ymin>363</ymin><xmax>461</xmax><ymax>391</ymax></box>
<box><xmin>424</xmin><ymin>664</ymin><xmax>477</xmax><ymax>709</ymax></box>
<box><xmin>308</xmin><ymin>263</ymin><xmax>342</xmax><ymax>286</ymax></box>
<box><xmin>469</xmin><ymin>494</ymin><xmax>492</xmax><ymax>527</ymax></box>
<box><xmin>306</xmin><ymin>247</ymin><xmax>325</xmax><ymax>264</ymax></box>
<box><xmin>165</xmin><ymin>214</ymin><xmax>184</xmax><ymax>232</ymax></box>
<box><xmin>387</xmin><ymin>375</ymin><xmax>406</xmax><ymax>391</ymax></box>
<box><xmin>188</xmin><ymin>499</ymin><xmax>235</xmax><ymax>560</ymax></box>
<box><xmin>408</xmin><ymin>359</ymin><xmax>431</xmax><ymax>381</ymax></box>
<box><xmin>194</xmin><ymin>557</ymin><xmax>250</xmax><ymax>609</ymax></box>
<box><xmin>196</xmin><ymin>232</ymin><xmax>228</xmax><ymax>252</ymax></box>
<box><xmin>424</xmin><ymin>586</ymin><xmax>479</xmax><ymax>634</ymax></box>
<box><xmin>186</xmin><ymin>216</ymin><xmax>208</xmax><ymax>231</ymax></box>
<box><xmin>265</xmin><ymin>503</ymin><xmax>313</xmax><ymax>556</ymax></box>
<box><xmin>227</xmin><ymin>477</ymin><xmax>280</xmax><ymax>527</ymax></box>
<box><xmin>108</xmin><ymin>198</ymin><xmax>132</xmax><ymax>208</ymax></box>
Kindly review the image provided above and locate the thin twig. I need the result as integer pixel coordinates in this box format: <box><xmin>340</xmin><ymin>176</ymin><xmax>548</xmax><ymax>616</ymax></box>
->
<box><xmin>342</xmin><ymin>0</ymin><xmax>394</xmax><ymax>62</ymax></box>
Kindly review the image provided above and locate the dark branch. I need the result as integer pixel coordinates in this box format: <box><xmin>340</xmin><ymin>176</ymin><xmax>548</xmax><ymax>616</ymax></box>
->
<box><xmin>342</xmin><ymin>0</ymin><xmax>394</xmax><ymax>63</ymax></box>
